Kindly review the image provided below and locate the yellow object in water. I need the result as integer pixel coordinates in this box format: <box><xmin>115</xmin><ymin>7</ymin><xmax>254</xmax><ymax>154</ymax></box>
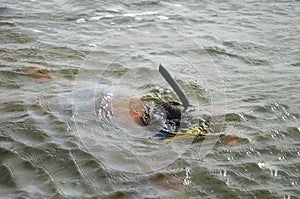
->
<box><xmin>162</xmin><ymin>125</ymin><xmax>211</xmax><ymax>142</ymax></box>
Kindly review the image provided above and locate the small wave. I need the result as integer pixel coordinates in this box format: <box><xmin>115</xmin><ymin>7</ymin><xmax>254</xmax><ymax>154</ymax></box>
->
<box><xmin>123</xmin><ymin>11</ymin><xmax>158</xmax><ymax>17</ymax></box>
<box><xmin>204</xmin><ymin>46</ymin><xmax>270</xmax><ymax>65</ymax></box>
<box><xmin>225</xmin><ymin>112</ymin><xmax>256</xmax><ymax>122</ymax></box>
<box><xmin>76</xmin><ymin>18</ymin><xmax>86</xmax><ymax>23</ymax></box>
<box><xmin>89</xmin><ymin>14</ymin><xmax>115</xmax><ymax>21</ymax></box>
<box><xmin>157</xmin><ymin>15</ymin><xmax>169</xmax><ymax>20</ymax></box>
<box><xmin>172</xmin><ymin>4</ymin><xmax>182</xmax><ymax>8</ymax></box>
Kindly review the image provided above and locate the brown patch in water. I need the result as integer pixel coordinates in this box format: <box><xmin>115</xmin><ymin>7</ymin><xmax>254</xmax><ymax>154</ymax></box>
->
<box><xmin>151</xmin><ymin>172</ymin><xmax>183</xmax><ymax>192</ymax></box>
<box><xmin>111</xmin><ymin>189</ymin><xmax>137</xmax><ymax>199</ymax></box>
<box><xmin>17</xmin><ymin>66</ymin><xmax>57</xmax><ymax>83</ymax></box>
<box><xmin>220</xmin><ymin>134</ymin><xmax>239</xmax><ymax>146</ymax></box>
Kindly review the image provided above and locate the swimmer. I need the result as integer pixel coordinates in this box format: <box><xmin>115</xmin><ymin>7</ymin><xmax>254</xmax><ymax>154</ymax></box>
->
<box><xmin>127</xmin><ymin>64</ymin><xmax>237</xmax><ymax>144</ymax></box>
<box><xmin>18</xmin><ymin>64</ymin><xmax>238</xmax><ymax>145</ymax></box>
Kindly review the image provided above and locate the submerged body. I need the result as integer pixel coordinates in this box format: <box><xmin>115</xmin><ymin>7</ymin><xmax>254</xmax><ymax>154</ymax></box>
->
<box><xmin>17</xmin><ymin>65</ymin><xmax>237</xmax><ymax>145</ymax></box>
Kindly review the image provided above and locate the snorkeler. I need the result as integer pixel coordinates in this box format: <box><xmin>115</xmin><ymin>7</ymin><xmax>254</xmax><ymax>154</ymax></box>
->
<box><xmin>135</xmin><ymin>64</ymin><xmax>237</xmax><ymax>145</ymax></box>
<box><xmin>131</xmin><ymin>64</ymin><xmax>210</xmax><ymax>141</ymax></box>
<box><xmin>17</xmin><ymin>64</ymin><xmax>237</xmax><ymax>145</ymax></box>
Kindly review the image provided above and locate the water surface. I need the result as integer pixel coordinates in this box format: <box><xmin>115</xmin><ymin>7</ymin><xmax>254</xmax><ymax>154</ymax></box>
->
<box><xmin>0</xmin><ymin>0</ymin><xmax>300</xmax><ymax>198</ymax></box>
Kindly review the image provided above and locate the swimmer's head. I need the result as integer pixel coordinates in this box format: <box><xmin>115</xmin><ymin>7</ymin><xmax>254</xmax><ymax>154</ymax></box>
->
<box><xmin>140</xmin><ymin>101</ymin><xmax>183</xmax><ymax>129</ymax></box>
<box><xmin>160</xmin><ymin>101</ymin><xmax>183</xmax><ymax>121</ymax></box>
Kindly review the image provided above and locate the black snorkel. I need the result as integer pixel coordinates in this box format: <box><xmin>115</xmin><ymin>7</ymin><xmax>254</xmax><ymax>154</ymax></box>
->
<box><xmin>159</xmin><ymin>64</ymin><xmax>191</xmax><ymax>112</ymax></box>
<box><xmin>158</xmin><ymin>64</ymin><xmax>209</xmax><ymax>141</ymax></box>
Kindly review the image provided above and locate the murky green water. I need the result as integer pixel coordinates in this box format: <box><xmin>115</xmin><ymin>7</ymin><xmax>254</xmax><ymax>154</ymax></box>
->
<box><xmin>1</xmin><ymin>0</ymin><xmax>299</xmax><ymax>198</ymax></box>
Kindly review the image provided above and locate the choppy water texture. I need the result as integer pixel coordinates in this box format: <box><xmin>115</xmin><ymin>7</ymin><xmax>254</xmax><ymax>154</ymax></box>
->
<box><xmin>1</xmin><ymin>0</ymin><xmax>300</xmax><ymax>198</ymax></box>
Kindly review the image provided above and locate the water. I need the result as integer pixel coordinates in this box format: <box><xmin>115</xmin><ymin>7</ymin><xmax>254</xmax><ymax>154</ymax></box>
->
<box><xmin>1</xmin><ymin>0</ymin><xmax>300</xmax><ymax>198</ymax></box>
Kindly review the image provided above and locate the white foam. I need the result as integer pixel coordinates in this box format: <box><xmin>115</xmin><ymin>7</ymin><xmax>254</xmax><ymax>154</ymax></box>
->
<box><xmin>134</xmin><ymin>17</ymin><xmax>142</xmax><ymax>21</ymax></box>
<box><xmin>89</xmin><ymin>14</ymin><xmax>115</xmax><ymax>21</ymax></box>
<box><xmin>32</xmin><ymin>29</ymin><xmax>42</xmax><ymax>33</ymax></box>
<box><xmin>89</xmin><ymin>16</ymin><xmax>103</xmax><ymax>21</ymax></box>
<box><xmin>106</xmin><ymin>8</ymin><xmax>119</xmax><ymax>13</ymax></box>
<box><xmin>76</xmin><ymin>18</ymin><xmax>86</xmax><ymax>23</ymax></box>
<box><xmin>157</xmin><ymin>15</ymin><xmax>169</xmax><ymax>20</ymax></box>
<box><xmin>104</xmin><ymin>14</ymin><xmax>115</xmax><ymax>18</ymax></box>
<box><xmin>257</xmin><ymin>162</ymin><xmax>265</xmax><ymax>168</ymax></box>
<box><xmin>123</xmin><ymin>11</ymin><xmax>158</xmax><ymax>17</ymax></box>
<box><xmin>123</xmin><ymin>13</ymin><xmax>136</xmax><ymax>17</ymax></box>
<box><xmin>88</xmin><ymin>44</ymin><xmax>97</xmax><ymax>47</ymax></box>
<box><xmin>172</xmin><ymin>4</ymin><xmax>182</xmax><ymax>7</ymax></box>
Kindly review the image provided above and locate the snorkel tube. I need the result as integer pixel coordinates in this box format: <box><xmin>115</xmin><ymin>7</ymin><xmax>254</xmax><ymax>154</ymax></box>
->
<box><xmin>158</xmin><ymin>64</ymin><xmax>209</xmax><ymax>141</ymax></box>
<box><xmin>159</xmin><ymin>64</ymin><xmax>191</xmax><ymax>112</ymax></box>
